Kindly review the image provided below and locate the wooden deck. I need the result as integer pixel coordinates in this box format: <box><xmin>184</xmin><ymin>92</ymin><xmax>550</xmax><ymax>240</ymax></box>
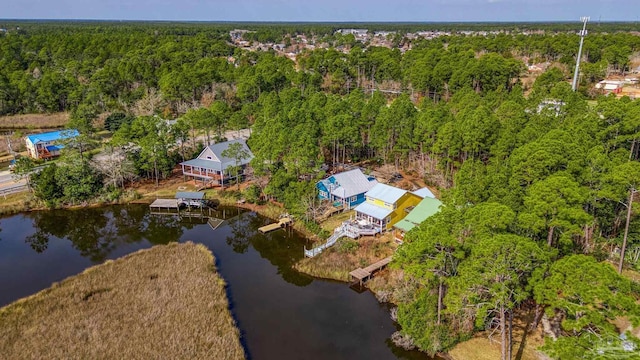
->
<box><xmin>316</xmin><ymin>204</ymin><xmax>345</xmax><ymax>221</ymax></box>
<box><xmin>349</xmin><ymin>256</ymin><xmax>392</xmax><ymax>286</ymax></box>
<box><xmin>149</xmin><ymin>198</ymin><xmax>180</xmax><ymax>210</ymax></box>
<box><xmin>258</xmin><ymin>217</ymin><xmax>293</xmax><ymax>234</ymax></box>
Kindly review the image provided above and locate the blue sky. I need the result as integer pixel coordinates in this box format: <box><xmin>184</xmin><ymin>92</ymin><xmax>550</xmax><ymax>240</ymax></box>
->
<box><xmin>3</xmin><ymin>0</ymin><xmax>639</xmax><ymax>22</ymax></box>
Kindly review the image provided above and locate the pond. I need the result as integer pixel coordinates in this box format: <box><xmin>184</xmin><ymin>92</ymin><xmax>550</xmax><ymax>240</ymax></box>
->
<box><xmin>0</xmin><ymin>205</ymin><xmax>436</xmax><ymax>360</ymax></box>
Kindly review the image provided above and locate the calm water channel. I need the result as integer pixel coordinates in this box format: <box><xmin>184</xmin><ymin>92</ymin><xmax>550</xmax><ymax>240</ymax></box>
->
<box><xmin>0</xmin><ymin>205</ymin><xmax>437</xmax><ymax>360</ymax></box>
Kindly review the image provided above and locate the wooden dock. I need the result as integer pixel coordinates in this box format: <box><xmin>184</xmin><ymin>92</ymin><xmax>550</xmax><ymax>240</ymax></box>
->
<box><xmin>149</xmin><ymin>198</ymin><xmax>180</xmax><ymax>213</ymax></box>
<box><xmin>349</xmin><ymin>256</ymin><xmax>392</xmax><ymax>286</ymax></box>
<box><xmin>258</xmin><ymin>217</ymin><xmax>293</xmax><ymax>233</ymax></box>
<box><xmin>149</xmin><ymin>198</ymin><xmax>212</xmax><ymax>219</ymax></box>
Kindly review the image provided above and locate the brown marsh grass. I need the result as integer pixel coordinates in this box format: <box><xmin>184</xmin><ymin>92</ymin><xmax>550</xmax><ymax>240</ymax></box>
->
<box><xmin>0</xmin><ymin>112</ymin><xmax>69</xmax><ymax>129</ymax></box>
<box><xmin>294</xmin><ymin>233</ymin><xmax>397</xmax><ymax>282</ymax></box>
<box><xmin>0</xmin><ymin>242</ymin><xmax>245</xmax><ymax>360</ymax></box>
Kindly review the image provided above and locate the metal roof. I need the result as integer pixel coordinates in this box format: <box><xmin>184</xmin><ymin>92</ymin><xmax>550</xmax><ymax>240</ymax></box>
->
<box><xmin>365</xmin><ymin>183</ymin><xmax>407</xmax><ymax>204</ymax></box>
<box><xmin>327</xmin><ymin>169</ymin><xmax>377</xmax><ymax>199</ymax></box>
<box><xmin>181</xmin><ymin>139</ymin><xmax>254</xmax><ymax>172</ymax></box>
<box><xmin>45</xmin><ymin>145</ymin><xmax>63</xmax><ymax>152</ymax></box>
<box><xmin>26</xmin><ymin>129</ymin><xmax>79</xmax><ymax>144</ymax></box>
<box><xmin>175</xmin><ymin>192</ymin><xmax>205</xmax><ymax>200</ymax></box>
<box><xmin>354</xmin><ymin>202</ymin><xmax>393</xmax><ymax>220</ymax></box>
<box><xmin>394</xmin><ymin>197</ymin><xmax>442</xmax><ymax>232</ymax></box>
<box><xmin>207</xmin><ymin>139</ymin><xmax>253</xmax><ymax>168</ymax></box>
<box><xmin>181</xmin><ymin>158</ymin><xmax>222</xmax><ymax>170</ymax></box>
<box><xmin>412</xmin><ymin>187</ymin><xmax>436</xmax><ymax>199</ymax></box>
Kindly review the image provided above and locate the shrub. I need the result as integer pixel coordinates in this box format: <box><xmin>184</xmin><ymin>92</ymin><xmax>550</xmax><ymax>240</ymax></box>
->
<box><xmin>243</xmin><ymin>184</ymin><xmax>261</xmax><ymax>204</ymax></box>
<box><xmin>337</xmin><ymin>238</ymin><xmax>359</xmax><ymax>254</ymax></box>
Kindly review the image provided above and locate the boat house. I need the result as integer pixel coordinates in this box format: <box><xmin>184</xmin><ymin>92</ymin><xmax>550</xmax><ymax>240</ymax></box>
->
<box><xmin>316</xmin><ymin>168</ymin><xmax>377</xmax><ymax>209</ymax></box>
<box><xmin>180</xmin><ymin>139</ymin><xmax>254</xmax><ymax>187</ymax></box>
<box><xmin>25</xmin><ymin>129</ymin><xmax>79</xmax><ymax>159</ymax></box>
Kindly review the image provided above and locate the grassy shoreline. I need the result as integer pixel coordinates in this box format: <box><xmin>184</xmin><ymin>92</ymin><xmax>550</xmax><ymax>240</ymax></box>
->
<box><xmin>0</xmin><ymin>177</ymin><xmax>553</xmax><ymax>360</ymax></box>
<box><xmin>0</xmin><ymin>242</ymin><xmax>245</xmax><ymax>359</ymax></box>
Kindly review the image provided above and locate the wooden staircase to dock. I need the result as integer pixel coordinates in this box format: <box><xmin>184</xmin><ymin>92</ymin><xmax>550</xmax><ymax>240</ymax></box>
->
<box><xmin>304</xmin><ymin>228</ymin><xmax>346</xmax><ymax>258</ymax></box>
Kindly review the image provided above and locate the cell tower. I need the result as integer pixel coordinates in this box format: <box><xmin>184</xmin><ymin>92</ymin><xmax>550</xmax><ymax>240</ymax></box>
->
<box><xmin>571</xmin><ymin>16</ymin><xmax>589</xmax><ymax>91</ymax></box>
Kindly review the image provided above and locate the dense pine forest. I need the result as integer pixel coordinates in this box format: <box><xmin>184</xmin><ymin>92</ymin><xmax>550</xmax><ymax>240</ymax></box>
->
<box><xmin>3</xmin><ymin>21</ymin><xmax>640</xmax><ymax>359</ymax></box>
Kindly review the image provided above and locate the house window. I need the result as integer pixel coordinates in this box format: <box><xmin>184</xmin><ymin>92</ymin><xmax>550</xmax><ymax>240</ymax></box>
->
<box><xmin>319</xmin><ymin>191</ymin><xmax>328</xmax><ymax>198</ymax></box>
<box><xmin>207</xmin><ymin>156</ymin><xmax>212</xmax><ymax>159</ymax></box>
<box><xmin>350</xmin><ymin>196</ymin><xmax>357</xmax><ymax>202</ymax></box>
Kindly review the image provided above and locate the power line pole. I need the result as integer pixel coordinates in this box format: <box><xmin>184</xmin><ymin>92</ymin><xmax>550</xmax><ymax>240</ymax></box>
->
<box><xmin>572</xmin><ymin>16</ymin><xmax>589</xmax><ymax>92</ymax></box>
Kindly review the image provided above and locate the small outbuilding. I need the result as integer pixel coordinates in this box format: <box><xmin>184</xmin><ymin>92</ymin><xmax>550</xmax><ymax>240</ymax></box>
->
<box><xmin>175</xmin><ymin>191</ymin><xmax>206</xmax><ymax>207</ymax></box>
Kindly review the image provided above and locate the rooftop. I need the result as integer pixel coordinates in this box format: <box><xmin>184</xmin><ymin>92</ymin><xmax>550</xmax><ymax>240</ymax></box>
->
<box><xmin>365</xmin><ymin>183</ymin><xmax>407</xmax><ymax>204</ymax></box>
<box><xmin>412</xmin><ymin>187</ymin><xmax>436</xmax><ymax>199</ymax></box>
<box><xmin>175</xmin><ymin>192</ymin><xmax>205</xmax><ymax>200</ymax></box>
<box><xmin>26</xmin><ymin>129</ymin><xmax>79</xmax><ymax>144</ymax></box>
<box><xmin>322</xmin><ymin>169</ymin><xmax>377</xmax><ymax>199</ymax></box>
<box><xmin>394</xmin><ymin>197</ymin><xmax>443</xmax><ymax>233</ymax></box>
<box><xmin>354</xmin><ymin>202</ymin><xmax>393</xmax><ymax>220</ymax></box>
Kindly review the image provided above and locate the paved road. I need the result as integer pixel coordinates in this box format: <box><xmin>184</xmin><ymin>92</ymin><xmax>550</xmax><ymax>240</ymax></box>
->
<box><xmin>0</xmin><ymin>170</ymin><xmax>13</xmax><ymax>184</ymax></box>
<box><xmin>0</xmin><ymin>170</ymin><xmax>28</xmax><ymax>196</ymax></box>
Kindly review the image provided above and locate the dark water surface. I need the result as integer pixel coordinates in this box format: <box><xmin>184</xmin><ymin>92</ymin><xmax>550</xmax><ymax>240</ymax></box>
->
<box><xmin>0</xmin><ymin>205</ymin><xmax>434</xmax><ymax>360</ymax></box>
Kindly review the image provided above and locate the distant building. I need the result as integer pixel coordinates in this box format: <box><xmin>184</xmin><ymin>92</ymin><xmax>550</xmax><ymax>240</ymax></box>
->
<box><xmin>316</xmin><ymin>169</ymin><xmax>378</xmax><ymax>209</ymax></box>
<box><xmin>229</xmin><ymin>29</ymin><xmax>255</xmax><ymax>42</ymax></box>
<box><xmin>596</xmin><ymin>80</ymin><xmax>624</xmax><ymax>94</ymax></box>
<box><xmin>180</xmin><ymin>139</ymin><xmax>254</xmax><ymax>187</ymax></box>
<box><xmin>335</xmin><ymin>29</ymin><xmax>368</xmax><ymax>36</ymax></box>
<box><xmin>25</xmin><ymin>129</ymin><xmax>79</xmax><ymax>159</ymax></box>
<box><xmin>335</xmin><ymin>29</ymin><xmax>369</xmax><ymax>42</ymax></box>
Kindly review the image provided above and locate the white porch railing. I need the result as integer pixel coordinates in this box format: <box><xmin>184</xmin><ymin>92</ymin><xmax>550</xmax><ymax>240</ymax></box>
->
<box><xmin>304</xmin><ymin>219</ymin><xmax>383</xmax><ymax>258</ymax></box>
<box><xmin>304</xmin><ymin>227</ymin><xmax>346</xmax><ymax>258</ymax></box>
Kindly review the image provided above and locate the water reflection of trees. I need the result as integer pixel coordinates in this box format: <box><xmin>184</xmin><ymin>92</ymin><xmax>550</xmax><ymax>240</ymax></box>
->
<box><xmin>226</xmin><ymin>211</ymin><xmax>313</xmax><ymax>287</ymax></box>
<box><xmin>25</xmin><ymin>205</ymin><xmax>185</xmax><ymax>262</ymax></box>
<box><xmin>23</xmin><ymin>205</ymin><xmax>313</xmax><ymax>286</ymax></box>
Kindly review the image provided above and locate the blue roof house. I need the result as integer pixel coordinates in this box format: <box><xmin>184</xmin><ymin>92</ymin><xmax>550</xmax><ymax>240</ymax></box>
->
<box><xmin>316</xmin><ymin>169</ymin><xmax>377</xmax><ymax>209</ymax></box>
<box><xmin>180</xmin><ymin>139</ymin><xmax>254</xmax><ymax>188</ymax></box>
<box><xmin>25</xmin><ymin>129</ymin><xmax>79</xmax><ymax>159</ymax></box>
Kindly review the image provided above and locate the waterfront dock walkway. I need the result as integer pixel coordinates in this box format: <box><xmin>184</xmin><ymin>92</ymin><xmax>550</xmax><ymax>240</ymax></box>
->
<box><xmin>149</xmin><ymin>198</ymin><xmax>180</xmax><ymax>212</ymax></box>
<box><xmin>258</xmin><ymin>217</ymin><xmax>293</xmax><ymax>233</ymax></box>
<box><xmin>350</xmin><ymin>256</ymin><xmax>392</xmax><ymax>286</ymax></box>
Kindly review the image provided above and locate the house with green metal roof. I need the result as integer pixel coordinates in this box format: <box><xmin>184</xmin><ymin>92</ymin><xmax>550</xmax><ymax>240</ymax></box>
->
<box><xmin>393</xmin><ymin>196</ymin><xmax>442</xmax><ymax>243</ymax></box>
